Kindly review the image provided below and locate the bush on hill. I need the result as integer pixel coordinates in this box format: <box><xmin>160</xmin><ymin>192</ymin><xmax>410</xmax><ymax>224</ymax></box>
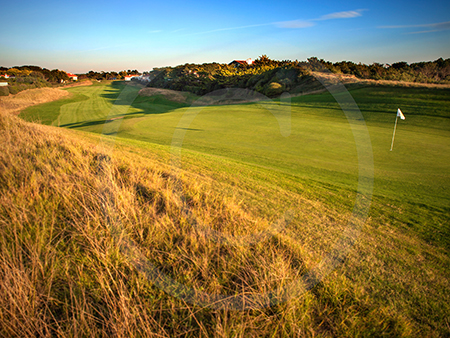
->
<box><xmin>0</xmin><ymin>87</ymin><xmax>9</xmax><ymax>96</ymax></box>
<box><xmin>8</xmin><ymin>84</ymin><xmax>30</xmax><ymax>95</ymax></box>
<box><xmin>147</xmin><ymin>55</ymin><xmax>318</xmax><ymax>98</ymax></box>
<box><xmin>0</xmin><ymin>66</ymin><xmax>81</xmax><ymax>95</ymax></box>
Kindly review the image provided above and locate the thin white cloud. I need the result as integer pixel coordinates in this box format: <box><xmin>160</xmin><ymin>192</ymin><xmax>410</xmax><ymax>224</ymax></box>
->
<box><xmin>276</xmin><ymin>9</ymin><xmax>366</xmax><ymax>29</ymax></box>
<box><xmin>379</xmin><ymin>21</ymin><xmax>450</xmax><ymax>29</ymax></box>
<box><xmin>187</xmin><ymin>9</ymin><xmax>365</xmax><ymax>36</ymax></box>
<box><xmin>378</xmin><ymin>21</ymin><xmax>450</xmax><ymax>34</ymax></box>
<box><xmin>317</xmin><ymin>9</ymin><xmax>365</xmax><ymax>21</ymax></box>
<box><xmin>275</xmin><ymin>20</ymin><xmax>315</xmax><ymax>29</ymax></box>
<box><xmin>407</xmin><ymin>29</ymin><xmax>441</xmax><ymax>34</ymax></box>
<box><xmin>417</xmin><ymin>21</ymin><xmax>449</xmax><ymax>30</ymax></box>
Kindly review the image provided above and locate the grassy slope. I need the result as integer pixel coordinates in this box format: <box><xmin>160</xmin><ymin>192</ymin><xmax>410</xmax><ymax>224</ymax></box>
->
<box><xmin>14</xmin><ymin>81</ymin><xmax>450</xmax><ymax>336</ymax></box>
<box><xmin>5</xmin><ymin>101</ymin><xmax>450</xmax><ymax>337</ymax></box>
<box><xmin>21</xmin><ymin>82</ymin><xmax>450</xmax><ymax>247</ymax></box>
<box><xmin>0</xmin><ymin>87</ymin><xmax>70</xmax><ymax>115</ymax></box>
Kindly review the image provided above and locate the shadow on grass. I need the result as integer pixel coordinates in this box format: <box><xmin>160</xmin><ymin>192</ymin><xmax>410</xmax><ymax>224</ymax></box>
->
<box><xmin>99</xmin><ymin>81</ymin><xmax>190</xmax><ymax>117</ymax></box>
<box><xmin>63</xmin><ymin>119</ymin><xmax>116</xmax><ymax>128</ymax></box>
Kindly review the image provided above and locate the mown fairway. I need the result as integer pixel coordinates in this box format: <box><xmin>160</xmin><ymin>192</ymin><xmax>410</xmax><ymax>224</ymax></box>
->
<box><xmin>13</xmin><ymin>80</ymin><xmax>450</xmax><ymax>336</ymax></box>
<box><xmin>21</xmin><ymin>81</ymin><xmax>450</xmax><ymax>249</ymax></box>
<box><xmin>21</xmin><ymin>80</ymin><xmax>450</xmax><ymax>211</ymax></box>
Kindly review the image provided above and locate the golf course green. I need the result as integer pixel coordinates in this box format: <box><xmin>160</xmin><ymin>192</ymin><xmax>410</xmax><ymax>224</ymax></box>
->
<box><xmin>20</xmin><ymin>80</ymin><xmax>450</xmax><ymax>209</ymax></box>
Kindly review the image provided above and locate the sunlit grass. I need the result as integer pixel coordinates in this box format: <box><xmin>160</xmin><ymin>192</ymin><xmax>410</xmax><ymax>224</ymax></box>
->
<box><xmin>9</xmin><ymin>82</ymin><xmax>450</xmax><ymax>336</ymax></box>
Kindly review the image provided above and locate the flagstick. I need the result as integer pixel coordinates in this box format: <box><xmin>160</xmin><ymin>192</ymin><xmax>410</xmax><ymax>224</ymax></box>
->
<box><xmin>390</xmin><ymin>115</ymin><xmax>399</xmax><ymax>151</ymax></box>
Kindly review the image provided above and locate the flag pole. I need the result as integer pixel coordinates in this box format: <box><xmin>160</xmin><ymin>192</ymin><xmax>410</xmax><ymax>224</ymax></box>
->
<box><xmin>390</xmin><ymin>114</ymin><xmax>399</xmax><ymax>151</ymax></box>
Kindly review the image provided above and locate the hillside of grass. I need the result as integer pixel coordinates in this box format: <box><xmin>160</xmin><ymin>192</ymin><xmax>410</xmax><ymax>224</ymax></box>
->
<box><xmin>4</xmin><ymin>81</ymin><xmax>450</xmax><ymax>336</ymax></box>
<box><xmin>20</xmin><ymin>81</ymin><xmax>450</xmax><ymax>247</ymax></box>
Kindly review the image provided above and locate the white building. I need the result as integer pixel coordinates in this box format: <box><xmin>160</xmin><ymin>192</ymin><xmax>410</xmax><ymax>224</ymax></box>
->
<box><xmin>67</xmin><ymin>73</ymin><xmax>78</xmax><ymax>81</ymax></box>
<box><xmin>124</xmin><ymin>75</ymin><xmax>139</xmax><ymax>81</ymax></box>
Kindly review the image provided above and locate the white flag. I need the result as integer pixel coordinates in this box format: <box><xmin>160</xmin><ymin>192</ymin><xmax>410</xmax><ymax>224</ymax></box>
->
<box><xmin>397</xmin><ymin>108</ymin><xmax>405</xmax><ymax>120</ymax></box>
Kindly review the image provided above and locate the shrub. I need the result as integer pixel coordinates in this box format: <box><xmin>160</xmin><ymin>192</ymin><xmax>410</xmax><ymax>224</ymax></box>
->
<box><xmin>0</xmin><ymin>87</ymin><xmax>9</xmax><ymax>96</ymax></box>
<box><xmin>8</xmin><ymin>85</ymin><xmax>20</xmax><ymax>95</ymax></box>
<box><xmin>265</xmin><ymin>82</ymin><xmax>284</xmax><ymax>97</ymax></box>
<box><xmin>7</xmin><ymin>83</ymin><xmax>31</xmax><ymax>95</ymax></box>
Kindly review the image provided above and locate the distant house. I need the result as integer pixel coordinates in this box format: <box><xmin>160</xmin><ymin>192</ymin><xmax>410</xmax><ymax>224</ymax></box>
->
<box><xmin>0</xmin><ymin>74</ymin><xmax>10</xmax><ymax>79</ymax></box>
<box><xmin>229</xmin><ymin>58</ymin><xmax>254</xmax><ymax>67</ymax></box>
<box><xmin>0</xmin><ymin>82</ymin><xmax>8</xmax><ymax>87</ymax></box>
<box><xmin>124</xmin><ymin>75</ymin><xmax>139</xmax><ymax>81</ymax></box>
<box><xmin>67</xmin><ymin>73</ymin><xmax>78</xmax><ymax>81</ymax></box>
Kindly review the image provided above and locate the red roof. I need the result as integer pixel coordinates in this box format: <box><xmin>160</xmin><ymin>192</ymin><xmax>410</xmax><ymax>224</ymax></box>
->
<box><xmin>229</xmin><ymin>59</ymin><xmax>254</xmax><ymax>66</ymax></box>
<box><xmin>67</xmin><ymin>73</ymin><xmax>76</xmax><ymax>77</ymax></box>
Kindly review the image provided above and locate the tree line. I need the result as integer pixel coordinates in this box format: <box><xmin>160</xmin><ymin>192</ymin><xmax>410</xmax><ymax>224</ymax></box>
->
<box><xmin>0</xmin><ymin>65</ymin><xmax>142</xmax><ymax>96</ymax></box>
<box><xmin>2</xmin><ymin>56</ymin><xmax>448</xmax><ymax>97</ymax></box>
<box><xmin>303</xmin><ymin>57</ymin><xmax>450</xmax><ymax>83</ymax></box>
<box><xmin>145</xmin><ymin>56</ymin><xmax>450</xmax><ymax>98</ymax></box>
<box><xmin>78</xmin><ymin>69</ymin><xmax>140</xmax><ymax>81</ymax></box>
<box><xmin>0</xmin><ymin>66</ymin><xmax>72</xmax><ymax>96</ymax></box>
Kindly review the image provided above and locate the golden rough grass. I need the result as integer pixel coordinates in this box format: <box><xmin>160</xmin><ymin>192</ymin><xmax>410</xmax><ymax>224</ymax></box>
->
<box><xmin>0</xmin><ymin>87</ymin><xmax>70</xmax><ymax>115</ymax></box>
<box><xmin>0</xmin><ymin>108</ymin><xmax>449</xmax><ymax>337</ymax></box>
<box><xmin>0</xmin><ymin>110</ymin><xmax>315</xmax><ymax>336</ymax></box>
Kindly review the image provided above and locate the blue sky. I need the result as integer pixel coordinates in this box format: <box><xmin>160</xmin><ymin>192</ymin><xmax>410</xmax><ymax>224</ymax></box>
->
<box><xmin>1</xmin><ymin>0</ymin><xmax>449</xmax><ymax>73</ymax></box>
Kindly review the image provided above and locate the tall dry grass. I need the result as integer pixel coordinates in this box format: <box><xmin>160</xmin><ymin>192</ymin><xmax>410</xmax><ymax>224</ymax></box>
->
<box><xmin>0</xmin><ymin>108</ymin><xmax>315</xmax><ymax>336</ymax></box>
<box><xmin>0</xmin><ymin>110</ymin><xmax>449</xmax><ymax>337</ymax></box>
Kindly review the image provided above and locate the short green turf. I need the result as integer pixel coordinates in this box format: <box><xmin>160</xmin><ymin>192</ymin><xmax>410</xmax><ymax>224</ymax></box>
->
<box><xmin>20</xmin><ymin>81</ymin><xmax>450</xmax><ymax>249</ymax></box>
